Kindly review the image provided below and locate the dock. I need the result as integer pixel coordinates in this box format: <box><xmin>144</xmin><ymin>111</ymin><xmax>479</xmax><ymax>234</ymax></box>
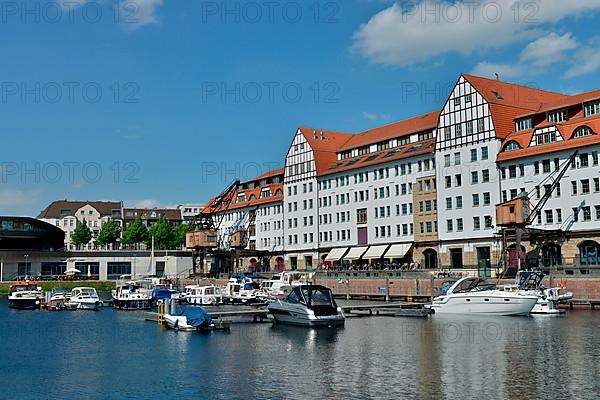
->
<box><xmin>341</xmin><ymin>302</ymin><xmax>432</xmax><ymax>318</ymax></box>
<box><xmin>145</xmin><ymin>306</ymin><xmax>271</xmax><ymax>324</ymax></box>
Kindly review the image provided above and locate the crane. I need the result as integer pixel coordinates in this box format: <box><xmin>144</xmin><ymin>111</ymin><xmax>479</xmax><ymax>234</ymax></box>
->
<box><xmin>186</xmin><ymin>179</ymin><xmax>240</xmax><ymax>276</ymax></box>
<box><xmin>495</xmin><ymin>150</ymin><xmax>579</xmax><ymax>277</ymax></box>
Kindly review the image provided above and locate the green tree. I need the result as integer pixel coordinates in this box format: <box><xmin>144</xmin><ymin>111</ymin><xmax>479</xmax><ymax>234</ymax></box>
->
<box><xmin>174</xmin><ymin>221</ymin><xmax>195</xmax><ymax>248</ymax></box>
<box><xmin>147</xmin><ymin>215</ymin><xmax>176</xmax><ymax>250</ymax></box>
<box><xmin>97</xmin><ymin>218</ymin><xmax>121</xmax><ymax>248</ymax></box>
<box><xmin>71</xmin><ymin>219</ymin><xmax>92</xmax><ymax>248</ymax></box>
<box><xmin>122</xmin><ymin>218</ymin><xmax>149</xmax><ymax>248</ymax></box>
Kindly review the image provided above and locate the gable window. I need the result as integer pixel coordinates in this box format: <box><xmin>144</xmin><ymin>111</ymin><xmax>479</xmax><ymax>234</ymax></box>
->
<box><xmin>444</xmin><ymin>126</ymin><xmax>451</xmax><ymax>140</ymax></box>
<box><xmin>454</xmin><ymin>97</ymin><xmax>461</xmax><ymax>107</ymax></box>
<box><xmin>505</xmin><ymin>141</ymin><xmax>520</xmax><ymax>151</ymax></box>
<box><xmin>535</xmin><ymin>131</ymin><xmax>557</xmax><ymax>145</ymax></box>
<box><xmin>465</xmin><ymin>94</ymin><xmax>472</xmax><ymax>103</ymax></box>
<box><xmin>548</xmin><ymin>110</ymin><xmax>567</xmax><ymax>123</ymax></box>
<box><xmin>455</xmin><ymin>124</ymin><xmax>463</xmax><ymax>138</ymax></box>
<box><xmin>466</xmin><ymin>121</ymin><xmax>474</xmax><ymax>135</ymax></box>
<box><xmin>573</xmin><ymin>126</ymin><xmax>592</xmax><ymax>138</ymax></box>
<box><xmin>477</xmin><ymin>118</ymin><xmax>485</xmax><ymax>133</ymax></box>
<box><xmin>515</xmin><ymin>118</ymin><xmax>532</xmax><ymax>132</ymax></box>
<box><xmin>584</xmin><ymin>101</ymin><xmax>600</xmax><ymax>117</ymax></box>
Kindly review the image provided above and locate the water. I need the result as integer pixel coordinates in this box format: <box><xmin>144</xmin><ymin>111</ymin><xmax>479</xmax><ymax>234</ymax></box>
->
<box><xmin>1</xmin><ymin>298</ymin><xmax>599</xmax><ymax>399</ymax></box>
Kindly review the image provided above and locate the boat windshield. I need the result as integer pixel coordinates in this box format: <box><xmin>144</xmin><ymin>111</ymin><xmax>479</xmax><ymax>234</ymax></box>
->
<box><xmin>283</xmin><ymin>286</ymin><xmax>336</xmax><ymax>309</ymax></box>
<box><xmin>452</xmin><ymin>278</ymin><xmax>496</xmax><ymax>293</ymax></box>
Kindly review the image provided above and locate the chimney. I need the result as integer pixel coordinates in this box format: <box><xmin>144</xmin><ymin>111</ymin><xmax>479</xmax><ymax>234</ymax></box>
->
<box><xmin>495</xmin><ymin>73</ymin><xmax>500</xmax><ymax>81</ymax></box>
<box><xmin>320</xmin><ymin>131</ymin><xmax>325</xmax><ymax>140</ymax></box>
<box><xmin>313</xmin><ymin>130</ymin><xmax>317</xmax><ymax>140</ymax></box>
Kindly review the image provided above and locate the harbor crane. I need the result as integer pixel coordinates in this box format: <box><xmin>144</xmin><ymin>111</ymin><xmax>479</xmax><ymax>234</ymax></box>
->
<box><xmin>186</xmin><ymin>179</ymin><xmax>240</xmax><ymax>276</ymax></box>
<box><xmin>495</xmin><ymin>150</ymin><xmax>579</xmax><ymax>277</ymax></box>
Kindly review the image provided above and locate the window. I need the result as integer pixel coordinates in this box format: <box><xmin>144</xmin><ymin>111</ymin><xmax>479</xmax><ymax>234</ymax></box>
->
<box><xmin>470</xmin><ymin>149</ymin><xmax>478</xmax><ymax>162</ymax></box>
<box><xmin>484</xmin><ymin>216</ymin><xmax>493</xmax><ymax>229</ymax></box>
<box><xmin>572</xmin><ymin>181</ymin><xmax>578</xmax><ymax>195</ymax></box>
<box><xmin>473</xmin><ymin>217</ymin><xmax>481</xmax><ymax>230</ymax></box>
<box><xmin>483</xmin><ymin>192</ymin><xmax>491</xmax><ymax>206</ymax></box>
<box><xmin>573</xmin><ymin>208</ymin><xmax>579</xmax><ymax>222</ymax></box>
<box><xmin>519</xmin><ymin>164</ymin><xmax>525</xmax><ymax>177</ymax></box>
<box><xmin>357</xmin><ymin>209</ymin><xmax>367</xmax><ymax>225</ymax></box>
<box><xmin>582</xmin><ymin>179</ymin><xmax>590</xmax><ymax>194</ymax></box>
<box><xmin>584</xmin><ymin>101</ymin><xmax>600</xmax><ymax>117</ymax></box>
<box><xmin>455</xmin><ymin>124</ymin><xmax>462</xmax><ymax>138</ymax></box>
<box><xmin>505</xmin><ymin>141</ymin><xmax>520</xmax><ymax>151</ymax></box>
<box><xmin>445</xmin><ymin>176</ymin><xmax>452</xmax><ymax>188</ymax></box>
<box><xmin>466</xmin><ymin>121</ymin><xmax>474</xmax><ymax>135</ymax></box>
<box><xmin>556</xmin><ymin>209</ymin><xmax>562</xmax><ymax>224</ymax></box>
<box><xmin>454</xmin><ymin>97</ymin><xmax>461</xmax><ymax>107</ymax></box>
<box><xmin>465</xmin><ymin>94</ymin><xmax>472</xmax><ymax>103</ymax></box>
<box><xmin>580</xmin><ymin>154</ymin><xmax>589</xmax><ymax>168</ymax></box>
<box><xmin>596</xmin><ymin>206</ymin><xmax>600</xmax><ymax>220</ymax></box>
<box><xmin>447</xmin><ymin>220</ymin><xmax>453</xmax><ymax>232</ymax></box>
<box><xmin>548</xmin><ymin>110</ymin><xmax>567</xmax><ymax>123</ymax></box>
<box><xmin>545</xmin><ymin>210</ymin><xmax>554</xmax><ymax>224</ymax></box>
<box><xmin>456</xmin><ymin>196</ymin><xmax>463</xmax><ymax>209</ymax></box>
<box><xmin>594</xmin><ymin>178</ymin><xmax>600</xmax><ymax>192</ymax></box>
<box><xmin>444</xmin><ymin>126</ymin><xmax>451</xmax><ymax>140</ymax></box>
<box><xmin>542</xmin><ymin>160</ymin><xmax>551</xmax><ymax>173</ymax></box>
<box><xmin>583</xmin><ymin>206</ymin><xmax>592</xmax><ymax>221</ymax></box>
<box><xmin>515</xmin><ymin>119</ymin><xmax>532</xmax><ymax>131</ymax></box>
<box><xmin>471</xmin><ymin>171</ymin><xmax>479</xmax><ymax>184</ymax></box>
<box><xmin>535</xmin><ymin>131</ymin><xmax>557</xmax><ymax>145</ymax></box>
<box><xmin>446</xmin><ymin>198</ymin><xmax>452</xmax><ymax>210</ymax></box>
<box><xmin>481</xmin><ymin>146</ymin><xmax>488</xmax><ymax>160</ymax></box>
<box><xmin>454</xmin><ymin>152</ymin><xmax>461</xmax><ymax>165</ymax></box>
<box><xmin>477</xmin><ymin>118</ymin><xmax>485</xmax><ymax>133</ymax></box>
<box><xmin>573</xmin><ymin>126</ymin><xmax>592</xmax><ymax>138</ymax></box>
<box><xmin>509</xmin><ymin>166</ymin><xmax>517</xmax><ymax>179</ymax></box>
<box><xmin>457</xmin><ymin>218</ymin><xmax>464</xmax><ymax>232</ymax></box>
<box><xmin>534</xmin><ymin>161</ymin><xmax>540</xmax><ymax>174</ymax></box>
<box><xmin>482</xmin><ymin>169</ymin><xmax>490</xmax><ymax>183</ymax></box>
<box><xmin>593</xmin><ymin>151</ymin><xmax>599</xmax><ymax>166</ymax></box>
<box><xmin>444</xmin><ymin>154</ymin><xmax>451</xmax><ymax>167</ymax></box>
<box><xmin>455</xmin><ymin>174</ymin><xmax>462</xmax><ymax>187</ymax></box>
<box><xmin>472</xmin><ymin>194</ymin><xmax>480</xmax><ymax>207</ymax></box>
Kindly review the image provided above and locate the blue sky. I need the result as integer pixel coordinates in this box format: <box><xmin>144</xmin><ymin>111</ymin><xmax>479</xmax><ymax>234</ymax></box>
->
<box><xmin>2</xmin><ymin>0</ymin><xmax>600</xmax><ymax>216</ymax></box>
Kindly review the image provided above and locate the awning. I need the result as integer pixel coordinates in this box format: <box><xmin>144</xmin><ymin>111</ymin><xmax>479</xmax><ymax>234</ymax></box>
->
<box><xmin>344</xmin><ymin>246</ymin><xmax>368</xmax><ymax>261</ymax></box>
<box><xmin>384</xmin><ymin>243</ymin><xmax>413</xmax><ymax>259</ymax></box>
<box><xmin>325</xmin><ymin>247</ymin><xmax>348</xmax><ymax>261</ymax></box>
<box><xmin>363</xmin><ymin>245</ymin><xmax>389</xmax><ymax>259</ymax></box>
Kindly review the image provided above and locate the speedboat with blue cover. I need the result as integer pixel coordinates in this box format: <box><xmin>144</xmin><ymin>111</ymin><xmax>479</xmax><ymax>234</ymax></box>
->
<box><xmin>268</xmin><ymin>285</ymin><xmax>345</xmax><ymax>327</ymax></box>
<box><xmin>164</xmin><ymin>307</ymin><xmax>215</xmax><ymax>332</ymax></box>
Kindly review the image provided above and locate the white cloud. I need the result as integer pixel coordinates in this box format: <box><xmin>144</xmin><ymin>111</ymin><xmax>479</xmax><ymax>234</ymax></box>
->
<box><xmin>564</xmin><ymin>44</ymin><xmax>600</xmax><ymax>78</ymax></box>
<box><xmin>362</xmin><ymin>112</ymin><xmax>391</xmax><ymax>121</ymax></box>
<box><xmin>353</xmin><ymin>0</ymin><xmax>600</xmax><ymax>66</ymax></box>
<box><xmin>519</xmin><ymin>32</ymin><xmax>579</xmax><ymax>66</ymax></box>
<box><xmin>470</xmin><ymin>61</ymin><xmax>524</xmax><ymax>79</ymax></box>
<box><xmin>125</xmin><ymin>199</ymin><xmax>177</xmax><ymax>209</ymax></box>
<box><xmin>0</xmin><ymin>187</ymin><xmax>43</xmax><ymax>215</ymax></box>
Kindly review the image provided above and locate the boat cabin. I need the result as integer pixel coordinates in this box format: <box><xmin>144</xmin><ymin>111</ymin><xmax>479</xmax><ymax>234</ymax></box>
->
<box><xmin>283</xmin><ymin>285</ymin><xmax>339</xmax><ymax>316</ymax></box>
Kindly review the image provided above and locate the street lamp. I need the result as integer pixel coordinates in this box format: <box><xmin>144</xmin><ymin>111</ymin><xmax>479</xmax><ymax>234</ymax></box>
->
<box><xmin>23</xmin><ymin>254</ymin><xmax>29</xmax><ymax>280</ymax></box>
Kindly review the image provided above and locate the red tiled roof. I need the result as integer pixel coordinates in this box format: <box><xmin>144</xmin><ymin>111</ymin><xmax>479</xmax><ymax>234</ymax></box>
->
<box><xmin>297</xmin><ymin>127</ymin><xmax>353</xmax><ymax>175</ymax></box>
<box><xmin>38</xmin><ymin>200</ymin><xmax>122</xmax><ymax>219</ymax></box>
<box><xmin>515</xmin><ymin>88</ymin><xmax>600</xmax><ymax>118</ymax></box>
<box><xmin>497</xmin><ymin>116</ymin><xmax>600</xmax><ymax>162</ymax></box>
<box><xmin>249</xmin><ymin>168</ymin><xmax>285</xmax><ymax>183</ymax></box>
<box><xmin>338</xmin><ymin>110</ymin><xmax>440</xmax><ymax>151</ymax></box>
<box><xmin>320</xmin><ymin>139</ymin><xmax>435</xmax><ymax>177</ymax></box>
<box><xmin>463</xmin><ymin>74</ymin><xmax>570</xmax><ymax>139</ymax></box>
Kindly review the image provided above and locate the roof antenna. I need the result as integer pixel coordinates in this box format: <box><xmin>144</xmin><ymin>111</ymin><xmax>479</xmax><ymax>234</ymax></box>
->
<box><xmin>495</xmin><ymin>73</ymin><xmax>500</xmax><ymax>81</ymax></box>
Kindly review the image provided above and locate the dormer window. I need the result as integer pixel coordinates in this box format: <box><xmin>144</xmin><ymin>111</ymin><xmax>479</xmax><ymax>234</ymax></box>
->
<box><xmin>505</xmin><ymin>141</ymin><xmax>521</xmax><ymax>152</ymax></box>
<box><xmin>260</xmin><ymin>189</ymin><xmax>271</xmax><ymax>198</ymax></box>
<box><xmin>535</xmin><ymin>131</ymin><xmax>557</xmax><ymax>145</ymax></box>
<box><xmin>515</xmin><ymin>118</ymin><xmax>532</xmax><ymax>132</ymax></box>
<box><xmin>548</xmin><ymin>110</ymin><xmax>567</xmax><ymax>123</ymax></box>
<box><xmin>584</xmin><ymin>101</ymin><xmax>600</xmax><ymax>117</ymax></box>
<box><xmin>573</xmin><ymin>126</ymin><xmax>593</xmax><ymax>139</ymax></box>
<box><xmin>237</xmin><ymin>193</ymin><xmax>246</xmax><ymax>203</ymax></box>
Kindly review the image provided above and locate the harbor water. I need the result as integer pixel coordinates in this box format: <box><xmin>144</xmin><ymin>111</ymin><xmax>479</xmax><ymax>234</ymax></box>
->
<box><xmin>0</xmin><ymin>298</ymin><xmax>599</xmax><ymax>399</ymax></box>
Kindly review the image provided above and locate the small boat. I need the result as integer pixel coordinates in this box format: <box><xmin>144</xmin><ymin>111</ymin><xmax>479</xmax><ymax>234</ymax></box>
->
<box><xmin>512</xmin><ymin>271</ymin><xmax>573</xmax><ymax>315</ymax></box>
<box><xmin>46</xmin><ymin>287</ymin><xmax>70</xmax><ymax>311</ymax></box>
<box><xmin>183</xmin><ymin>285</ymin><xmax>222</xmax><ymax>306</ymax></box>
<box><xmin>268</xmin><ymin>284</ymin><xmax>345</xmax><ymax>327</ymax></box>
<box><xmin>163</xmin><ymin>307</ymin><xmax>230</xmax><ymax>332</ymax></box>
<box><xmin>261</xmin><ymin>271</ymin><xmax>310</xmax><ymax>299</ymax></box>
<box><xmin>8</xmin><ymin>282</ymin><xmax>43</xmax><ymax>310</ymax></box>
<box><xmin>427</xmin><ymin>277</ymin><xmax>539</xmax><ymax>316</ymax></box>
<box><xmin>112</xmin><ymin>276</ymin><xmax>152</xmax><ymax>310</ymax></box>
<box><xmin>65</xmin><ymin>287</ymin><xmax>102</xmax><ymax>310</ymax></box>
<box><xmin>222</xmin><ymin>278</ymin><xmax>269</xmax><ymax>306</ymax></box>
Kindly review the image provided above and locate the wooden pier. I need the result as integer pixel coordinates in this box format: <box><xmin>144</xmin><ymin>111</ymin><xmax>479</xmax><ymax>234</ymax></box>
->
<box><xmin>341</xmin><ymin>302</ymin><xmax>431</xmax><ymax>318</ymax></box>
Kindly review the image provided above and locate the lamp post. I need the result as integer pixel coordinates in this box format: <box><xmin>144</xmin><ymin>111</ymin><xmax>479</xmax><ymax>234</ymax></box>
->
<box><xmin>24</xmin><ymin>254</ymin><xmax>29</xmax><ymax>279</ymax></box>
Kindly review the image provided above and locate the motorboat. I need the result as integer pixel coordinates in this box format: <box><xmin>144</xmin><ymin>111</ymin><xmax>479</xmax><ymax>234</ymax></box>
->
<box><xmin>427</xmin><ymin>277</ymin><xmax>539</xmax><ymax>316</ymax></box>
<box><xmin>112</xmin><ymin>276</ymin><xmax>152</xmax><ymax>310</ymax></box>
<box><xmin>508</xmin><ymin>271</ymin><xmax>573</xmax><ymax>315</ymax></box>
<box><xmin>268</xmin><ymin>285</ymin><xmax>345</xmax><ymax>327</ymax></box>
<box><xmin>163</xmin><ymin>307</ymin><xmax>216</xmax><ymax>332</ymax></box>
<box><xmin>46</xmin><ymin>287</ymin><xmax>70</xmax><ymax>311</ymax></box>
<box><xmin>261</xmin><ymin>271</ymin><xmax>311</xmax><ymax>299</ymax></box>
<box><xmin>8</xmin><ymin>282</ymin><xmax>43</xmax><ymax>310</ymax></box>
<box><xmin>222</xmin><ymin>278</ymin><xmax>269</xmax><ymax>305</ymax></box>
<box><xmin>65</xmin><ymin>287</ymin><xmax>102</xmax><ymax>310</ymax></box>
<box><xmin>183</xmin><ymin>285</ymin><xmax>222</xmax><ymax>306</ymax></box>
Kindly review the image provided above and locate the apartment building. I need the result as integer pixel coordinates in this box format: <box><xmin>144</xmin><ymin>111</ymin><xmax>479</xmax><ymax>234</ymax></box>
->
<box><xmin>199</xmin><ymin>73</ymin><xmax>600</xmax><ymax>275</ymax></box>
<box><xmin>37</xmin><ymin>200</ymin><xmax>123</xmax><ymax>250</ymax></box>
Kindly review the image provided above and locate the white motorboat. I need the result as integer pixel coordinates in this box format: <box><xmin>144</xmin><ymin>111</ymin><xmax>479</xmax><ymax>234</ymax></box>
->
<box><xmin>510</xmin><ymin>271</ymin><xmax>573</xmax><ymax>315</ymax></box>
<box><xmin>112</xmin><ymin>276</ymin><xmax>152</xmax><ymax>310</ymax></box>
<box><xmin>427</xmin><ymin>277</ymin><xmax>539</xmax><ymax>316</ymax></box>
<box><xmin>261</xmin><ymin>271</ymin><xmax>310</xmax><ymax>299</ymax></box>
<box><xmin>183</xmin><ymin>285</ymin><xmax>221</xmax><ymax>306</ymax></box>
<box><xmin>46</xmin><ymin>287</ymin><xmax>70</xmax><ymax>311</ymax></box>
<box><xmin>222</xmin><ymin>278</ymin><xmax>269</xmax><ymax>305</ymax></box>
<box><xmin>8</xmin><ymin>282</ymin><xmax>43</xmax><ymax>310</ymax></box>
<box><xmin>65</xmin><ymin>287</ymin><xmax>101</xmax><ymax>310</ymax></box>
<box><xmin>268</xmin><ymin>285</ymin><xmax>345</xmax><ymax>327</ymax></box>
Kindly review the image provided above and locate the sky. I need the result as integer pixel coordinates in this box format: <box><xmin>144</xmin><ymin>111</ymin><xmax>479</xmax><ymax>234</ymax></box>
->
<box><xmin>2</xmin><ymin>0</ymin><xmax>600</xmax><ymax>217</ymax></box>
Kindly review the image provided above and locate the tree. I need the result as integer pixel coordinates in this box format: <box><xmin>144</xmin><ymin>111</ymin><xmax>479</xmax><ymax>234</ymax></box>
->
<box><xmin>97</xmin><ymin>218</ymin><xmax>121</xmax><ymax>248</ymax></box>
<box><xmin>122</xmin><ymin>218</ymin><xmax>149</xmax><ymax>248</ymax></box>
<box><xmin>72</xmin><ymin>219</ymin><xmax>92</xmax><ymax>248</ymax></box>
<box><xmin>147</xmin><ymin>215</ymin><xmax>176</xmax><ymax>250</ymax></box>
<box><xmin>174</xmin><ymin>221</ymin><xmax>195</xmax><ymax>249</ymax></box>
